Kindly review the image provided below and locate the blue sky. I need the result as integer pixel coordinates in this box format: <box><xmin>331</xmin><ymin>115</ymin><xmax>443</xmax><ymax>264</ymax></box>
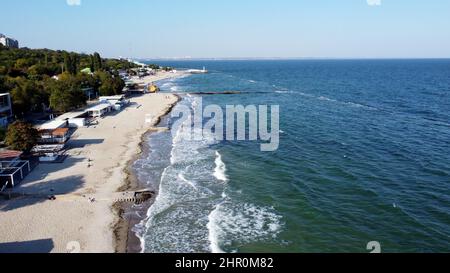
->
<box><xmin>1</xmin><ymin>0</ymin><xmax>450</xmax><ymax>58</ymax></box>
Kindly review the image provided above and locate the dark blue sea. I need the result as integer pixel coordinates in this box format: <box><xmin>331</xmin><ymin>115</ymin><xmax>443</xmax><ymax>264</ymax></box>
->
<box><xmin>133</xmin><ymin>60</ymin><xmax>450</xmax><ymax>253</ymax></box>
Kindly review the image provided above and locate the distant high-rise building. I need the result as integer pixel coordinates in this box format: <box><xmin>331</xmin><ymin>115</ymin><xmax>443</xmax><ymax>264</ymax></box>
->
<box><xmin>0</xmin><ymin>33</ymin><xmax>19</xmax><ymax>48</ymax></box>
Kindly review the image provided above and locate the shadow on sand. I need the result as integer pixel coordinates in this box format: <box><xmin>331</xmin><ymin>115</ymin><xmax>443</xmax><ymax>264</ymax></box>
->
<box><xmin>0</xmin><ymin>175</ymin><xmax>84</xmax><ymax>212</ymax></box>
<box><xmin>67</xmin><ymin>139</ymin><xmax>104</xmax><ymax>149</ymax></box>
<box><xmin>0</xmin><ymin>238</ymin><xmax>54</xmax><ymax>253</ymax></box>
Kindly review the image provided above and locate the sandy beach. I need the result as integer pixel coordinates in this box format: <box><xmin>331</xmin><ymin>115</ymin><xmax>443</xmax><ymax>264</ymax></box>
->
<box><xmin>0</xmin><ymin>72</ymin><xmax>185</xmax><ymax>253</ymax></box>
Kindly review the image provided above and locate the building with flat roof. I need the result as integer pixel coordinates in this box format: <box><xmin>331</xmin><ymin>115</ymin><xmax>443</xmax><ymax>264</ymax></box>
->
<box><xmin>0</xmin><ymin>34</ymin><xmax>19</xmax><ymax>49</ymax></box>
<box><xmin>37</xmin><ymin>119</ymin><xmax>68</xmax><ymax>131</ymax></box>
<box><xmin>38</xmin><ymin>128</ymin><xmax>70</xmax><ymax>145</ymax></box>
<box><xmin>86</xmin><ymin>103</ymin><xmax>112</xmax><ymax>118</ymax></box>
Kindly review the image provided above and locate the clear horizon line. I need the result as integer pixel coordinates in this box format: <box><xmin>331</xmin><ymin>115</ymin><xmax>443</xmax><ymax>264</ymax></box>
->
<box><xmin>135</xmin><ymin>56</ymin><xmax>450</xmax><ymax>61</ymax></box>
<box><xmin>11</xmin><ymin>46</ymin><xmax>450</xmax><ymax>61</ymax></box>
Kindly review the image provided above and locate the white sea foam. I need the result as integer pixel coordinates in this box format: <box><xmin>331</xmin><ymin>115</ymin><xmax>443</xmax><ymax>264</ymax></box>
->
<box><xmin>301</xmin><ymin>93</ymin><xmax>378</xmax><ymax>110</ymax></box>
<box><xmin>160</xmin><ymin>81</ymin><xmax>176</xmax><ymax>91</ymax></box>
<box><xmin>275</xmin><ymin>90</ymin><xmax>294</xmax><ymax>94</ymax></box>
<box><xmin>214</xmin><ymin>151</ymin><xmax>228</xmax><ymax>182</ymax></box>
<box><xmin>139</xmin><ymin>98</ymin><xmax>225</xmax><ymax>252</ymax></box>
<box><xmin>178</xmin><ymin>173</ymin><xmax>198</xmax><ymax>190</ymax></box>
<box><xmin>298</xmin><ymin>92</ymin><xmax>315</xmax><ymax>98</ymax></box>
<box><xmin>160</xmin><ymin>82</ymin><xmax>172</xmax><ymax>89</ymax></box>
<box><xmin>139</xmin><ymin>96</ymin><xmax>283</xmax><ymax>253</ymax></box>
<box><xmin>318</xmin><ymin>96</ymin><xmax>337</xmax><ymax>102</ymax></box>
<box><xmin>160</xmin><ymin>77</ymin><xmax>188</xmax><ymax>92</ymax></box>
<box><xmin>345</xmin><ymin>101</ymin><xmax>378</xmax><ymax>110</ymax></box>
<box><xmin>207</xmin><ymin>204</ymin><xmax>226</xmax><ymax>253</ymax></box>
<box><xmin>207</xmin><ymin>198</ymin><xmax>283</xmax><ymax>252</ymax></box>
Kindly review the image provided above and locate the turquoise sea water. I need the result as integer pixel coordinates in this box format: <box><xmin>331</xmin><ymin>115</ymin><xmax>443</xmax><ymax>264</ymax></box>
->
<box><xmin>134</xmin><ymin>60</ymin><xmax>450</xmax><ymax>253</ymax></box>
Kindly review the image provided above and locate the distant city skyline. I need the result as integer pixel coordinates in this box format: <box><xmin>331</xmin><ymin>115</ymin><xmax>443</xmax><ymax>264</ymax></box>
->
<box><xmin>1</xmin><ymin>0</ymin><xmax>450</xmax><ymax>59</ymax></box>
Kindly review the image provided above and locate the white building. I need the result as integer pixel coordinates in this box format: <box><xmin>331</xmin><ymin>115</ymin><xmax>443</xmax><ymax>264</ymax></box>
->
<box><xmin>38</xmin><ymin>110</ymin><xmax>87</xmax><ymax>129</ymax></box>
<box><xmin>0</xmin><ymin>34</ymin><xmax>19</xmax><ymax>49</ymax></box>
<box><xmin>86</xmin><ymin>103</ymin><xmax>113</xmax><ymax>118</ymax></box>
<box><xmin>37</xmin><ymin>119</ymin><xmax>68</xmax><ymax>131</ymax></box>
<box><xmin>99</xmin><ymin>95</ymin><xmax>129</xmax><ymax>111</ymax></box>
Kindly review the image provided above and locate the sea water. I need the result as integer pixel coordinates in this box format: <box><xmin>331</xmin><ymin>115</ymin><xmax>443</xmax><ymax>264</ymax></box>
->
<box><xmin>134</xmin><ymin>60</ymin><xmax>450</xmax><ymax>253</ymax></box>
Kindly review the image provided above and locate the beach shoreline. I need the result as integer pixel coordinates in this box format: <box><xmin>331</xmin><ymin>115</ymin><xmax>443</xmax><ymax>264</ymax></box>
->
<box><xmin>0</xmin><ymin>71</ymin><xmax>186</xmax><ymax>253</ymax></box>
<box><xmin>113</xmin><ymin>95</ymin><xmax>181</xmax><ymax>253</ymax></box>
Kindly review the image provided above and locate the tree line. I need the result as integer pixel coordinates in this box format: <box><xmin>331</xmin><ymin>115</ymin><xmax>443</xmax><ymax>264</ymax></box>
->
<box><xmin>0</xmin><ymin>44</ymin><xmax>138</xmax><ymax>116</ymax></box>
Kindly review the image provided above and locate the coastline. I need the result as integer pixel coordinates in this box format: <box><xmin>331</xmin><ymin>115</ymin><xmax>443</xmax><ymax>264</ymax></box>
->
<box><xmin>113</xmin><ymin>95</ymin><xmax>181</xmax><ymax>253</ymax></box>
<box><xmin>0</xmin><ymin>71</ymin><xmax>186</xmax><ymax>253</ymax></box>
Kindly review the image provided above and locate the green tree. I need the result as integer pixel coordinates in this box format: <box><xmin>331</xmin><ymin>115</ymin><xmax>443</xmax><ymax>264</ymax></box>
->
<box><xmin>70</xmin><ymin>53</ymin><xmax>79</xmax><ymax>73</ymax></box>
<box><xmin>93</xmin><ymin>52</ymin><xmax>103</xmax><ymax>71</ymax></box>
<box><xmin>28</xmin><ymin>64</ymin><xmax>50</xmax><ymax>79</ymax></box>
<box><xmin>89</xmin><ymin>55</ymin><xmax>95</xmax><ymax>72</ymax></box>
<box><xmin>14</xmin><ymin>58</ymin><xmax>31</xmax><ymax>72</ymax></box>
<box><xmin>103</xmin><ymin>59</ymin><xmax>139</xmax><ymax>71</ymax></box>
<box><xmin>98</xmin><ymin>78</ymin><xmax>115</xmax><ymax>96</ymax></box>
<box><xmin>5</xmin><ymin>121</ymin><xmax>39</xmax><ymax>153</ymax></box>
<box><xmin>147</xmin><ymin>64</ymin><xmax>160</xmax><ymax>70</ymax></box>
<box><xmin>63</xmin><ymin>52</ymin><xmax>71</xmax><ymax>73</ymax></box>
<box><xmin>48</xmin><ymin>73</ymin><xmax>87</xmax><ymax>112</ymax></box>
<box><xmin>0</xmin><ymin>65</ymin><xmax>7</xmax><ymax>75</ymax></box>
<box><xmin>96</xmin><ymin>71</ymin><xmax>124</xmax><ymax>96</ymax></box>
<box><xmin>63</xmin><ymin>52</ymin><xmax>77</xmax><ymax>75</ymax></box>
<box><xmin>111</xmin><ymin>74</ymin><xmax>125</xmax><ymax>94</ymax></box>
<box><xmin>9</xmin><ymin>77</ymin><xmax>41</xmax><ymax>116</ymax></box>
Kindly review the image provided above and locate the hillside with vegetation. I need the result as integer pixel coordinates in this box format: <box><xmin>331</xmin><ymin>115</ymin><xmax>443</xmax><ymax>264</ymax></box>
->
<box><xmin>0</xmin><ymin>43</ymin><xmax>139</xmax><ymax>117</ymax></box>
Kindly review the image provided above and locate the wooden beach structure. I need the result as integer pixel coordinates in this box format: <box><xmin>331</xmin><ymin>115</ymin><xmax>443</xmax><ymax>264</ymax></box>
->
<box><xmin>38</xmin><ymin>128</ymin><xmax>70</xmax><ymax>144</ymax></box>
<box><xmin>0</xmin><ymin>150</ymin><xmax>31</xmax><ymax>192</ymax></box>
<box><xmin>114</xmin><ymin>189</ymin><xmax>155</xmax><ymax>205</ymax></box>
<box><xmin>35</xmin><ymin>119</ymin><xmax>73</xmax><ymax>163</ymax></box>
<box><xmin>34</xmin><ymin>127</ymin><xmax>71</xmax><ymax>163</ymax></box>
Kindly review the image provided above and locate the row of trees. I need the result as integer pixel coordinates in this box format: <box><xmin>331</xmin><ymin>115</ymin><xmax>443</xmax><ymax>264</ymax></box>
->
<box><xmin>0</xmin><ymin>45</ymin><xmax>134</xmax><ymax>76</ymax></box>
<box><xmin>63</xmin><ymin>52</ymin><xmax>103</xmax><ymax>75</ymax></box>
<box><xmin>1</xmin><ymin>71</ymin><xmax>125</xmax><ymax>115</ymax></box>
<box><xmin>1</xmin><ymin>46</ymin><xmax>135</xmax><ymax>116</ymax></box>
